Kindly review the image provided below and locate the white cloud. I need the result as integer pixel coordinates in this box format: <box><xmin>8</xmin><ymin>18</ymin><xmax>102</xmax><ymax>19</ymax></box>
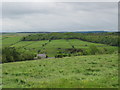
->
<box><xmin>2</xmin><ymin>2</ymin><xmax>118</xmax><ymax>32</ymax></box>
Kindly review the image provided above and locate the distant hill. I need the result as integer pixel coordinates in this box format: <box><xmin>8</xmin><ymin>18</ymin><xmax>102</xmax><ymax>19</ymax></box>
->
<box><xmin>1</xmin><ymin>30</ymin><xmax>118</xmax><ymax>34</ymax></box>
<box><xmin>72</xmin><ymin>31</ymin><xmax>108</xmax><ymax>33</ymax></box>
<box><xmin>17</xmin><ymin>31</ymin><xmax>108</xmax><ymax>33</ymax></box>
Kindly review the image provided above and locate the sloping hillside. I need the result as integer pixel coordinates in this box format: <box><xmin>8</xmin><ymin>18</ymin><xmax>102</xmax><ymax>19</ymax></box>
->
<box><xmin>2</xmin><ymin>54</ymin><xmax>118</xmax><ymax>88</ymax></box>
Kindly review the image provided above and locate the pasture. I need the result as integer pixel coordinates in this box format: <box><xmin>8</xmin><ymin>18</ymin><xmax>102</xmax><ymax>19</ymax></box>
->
<box><xmin>2</xmin><ymin>34</ymin><xmax>118</xmax><ymax>57</ymax></box>
<box><xmin>2</xmin><ymin>54</ymin><xmax>118</xmax><ymax>88</ymax></box>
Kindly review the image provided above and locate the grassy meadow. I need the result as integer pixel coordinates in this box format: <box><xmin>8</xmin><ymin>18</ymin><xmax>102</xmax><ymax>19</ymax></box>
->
<box><xmin>2</xmin><ymin>54</ymin><xmax>118</xmax><ymax>88</ymax></box>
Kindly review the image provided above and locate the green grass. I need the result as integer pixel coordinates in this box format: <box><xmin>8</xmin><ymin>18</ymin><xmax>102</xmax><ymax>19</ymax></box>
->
<box><xmin>68</xmin><ymin>39</ymin><xmax>117</xmax><ymax>49</ymax></box>
<box><xmin>25</xmin><ymin>40</ymin><xmax>48</xmax><ymax>50</ymax></box>
<box><xmin>2</xmin><ymin>35</ymin><xmax>118</xmax><ymax>57</ymax></box>
<box><xmin>42</xmin><ymin>39</ymin><xmax>72</xmax><ymax>57</ymax></box>
<box><xmin>68</xmin><ymin>39</ymin><xmax>107</xmax><ymax>48</ymax></box>
<box><xmin>41</xmin><ymin>39</ymin><xmax>117</xmax><ymax>57</ymax></box>
<box><xmin>2</xmin><ymin>54</ymin><xmax>118</xmax><ymax>88</ymax></box>
<box><xmin>2</xmin><ymin>33</ymin><xmax>31</xmax><ymax>47</ymax></box>
<box><xmin>2</xmin><ymin>37</ymin><xmax>22</xmax><ymax>47</ymax></box>
<box><xmin>11</xmin><ymin>41</ymin><xmax>35</xmax><ymax>48</ymax></box>
<box><xmin>1</xmin><ymin>33</ymin><xmax>118</xmax><ymax>88</ymax></box>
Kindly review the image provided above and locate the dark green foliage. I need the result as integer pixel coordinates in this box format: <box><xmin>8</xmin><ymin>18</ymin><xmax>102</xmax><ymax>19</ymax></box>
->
<box><xmin>2</xmin><ymin>47</ymin><xmax>35</xmax><ymax>63</ymax></box>
<box><xmin>55</xmin><ymin>46</ymin><xmax>112</xmax><ymax>58</ymax></box>
<box><xmin>72</xmin><ymin>45</ymin><xmax>75</xmax><ymax>48</ymax></box>
<box><xmin>65</xmin><ymin>48</ymin><xmax>84</xmax><ymax>54</ymax></box>
<box><xmin>37</xmin><ymin>50</ymin><xmax>41</xmax><ymax>53</ymax></box>
<box><xmin>55</xmin><ymin>51</ymin><xmax>70</xmax><ymax>58</ymax></box>
<box><xmin>55</xmin><ymin>54</ymin><xmax>63</xmax><ymax>58</ymax></box>
<box><xmin>2</xmin><ymin>47</ymin><xmax>20</xmax><ymax>62</ymax></box>
<box><xmin>55</xmin><ymin>48</ymin><xmax>87</xmax><ymax>57</ymax></box>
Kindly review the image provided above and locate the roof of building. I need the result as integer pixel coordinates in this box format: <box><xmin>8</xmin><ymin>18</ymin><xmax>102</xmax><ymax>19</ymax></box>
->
<box><xmin>37</xmin><ymin>54</ymin><xmax>46</xmax><ymax>57</ymax></box>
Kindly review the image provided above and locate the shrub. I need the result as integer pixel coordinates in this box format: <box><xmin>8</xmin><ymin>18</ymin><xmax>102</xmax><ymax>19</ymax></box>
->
<box><xmin>55</xmin><ymin>54</ymin><xmax>63</xmax><ymax>58</ymax></box>
<box><xmin>2</xmin><ymin>47</ymin><xmax>36</xmax><ymax>63</ymax></box>
<box><xmin>89</xmin><ymin>45</ymin><xmax>99</xmax><ymax>55</ymax></box>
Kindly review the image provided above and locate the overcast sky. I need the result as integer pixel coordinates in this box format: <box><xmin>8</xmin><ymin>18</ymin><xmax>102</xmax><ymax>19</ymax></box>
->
<box><xmin>2</xmin><ymin>2</ymin><xmax>118</xmax><ymax>32</ymax></box>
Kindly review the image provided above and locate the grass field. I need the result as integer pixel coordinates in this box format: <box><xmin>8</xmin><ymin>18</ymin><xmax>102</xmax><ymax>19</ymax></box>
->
<box><xmin>42</xmin><ymin>39</ymin><xmax>72</xmax><ymax>57</ymax></box>
<box><xmin>68</xmin><ymin>39</ymin><xmax>108</xmax><ymax>48</ymax></box>
<box><xmin>2</xmin><ymin>33</ymin><xmax>32</xmax><ymax>47</ymax></box>
<box><xmin>25</xmin><ymin>40</ymin><xmax>49</xmax><ymax>52</ymax></box>
<box><xmin>2</xmin><ymin>54</ymin><xmax>118</xmax><ymax>88</ymax></box>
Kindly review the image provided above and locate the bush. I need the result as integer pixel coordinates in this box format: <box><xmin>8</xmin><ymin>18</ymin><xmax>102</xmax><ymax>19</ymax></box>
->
<box><xmin>89</xmin><ymin>45</ymin><xmax>99</xmax><ymax>55</ymax></box>
<box><xmin>55</xmin><ymin>54</ymin><xmax>63</xmax><ymax>58</ymax></box>
<box><xmin>55</xmin><ymin>51</ymin><xmax>71</xmax><ymax>58</ymax></box>
<box><xmin>2</xmin><ymin>47</ymin><xmax>36</xmax><ymax>63</ymax></box>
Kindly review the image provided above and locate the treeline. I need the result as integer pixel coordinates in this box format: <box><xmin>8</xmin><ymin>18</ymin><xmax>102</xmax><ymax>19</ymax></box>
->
<box><xmin>2</xmin><ymin>47</ymin><xmax>36</xmax><ymax>63</ymax></box>
<box><xmin>22</xmin><ymin>32</ymin><xmax>119</xmax><ymax>46</ymax></box>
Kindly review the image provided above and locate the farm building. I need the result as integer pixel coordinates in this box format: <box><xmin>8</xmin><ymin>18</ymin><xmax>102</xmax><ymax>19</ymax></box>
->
<box><xmin>37</xmin><ymin>54</ymin><xmax>47</xmax><ymax>58</ymax></box>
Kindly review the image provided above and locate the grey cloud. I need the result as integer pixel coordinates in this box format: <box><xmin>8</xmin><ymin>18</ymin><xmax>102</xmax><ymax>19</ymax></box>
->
<box><xmin>2</xmin><ymin>2</ymin><xmax>118</xmax><ymax>32</ymax></box>
<box><xmin>3</xmin><ymin>2</ymin><xmax>117</xmax><ymax>16</ymax></box>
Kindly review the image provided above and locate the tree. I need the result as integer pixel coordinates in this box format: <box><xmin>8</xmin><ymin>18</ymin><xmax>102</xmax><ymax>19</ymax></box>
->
<box><xmin>2</xmin><ymin>47</ymin><xmax>36</xmax><ymax>63</ymax></box>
